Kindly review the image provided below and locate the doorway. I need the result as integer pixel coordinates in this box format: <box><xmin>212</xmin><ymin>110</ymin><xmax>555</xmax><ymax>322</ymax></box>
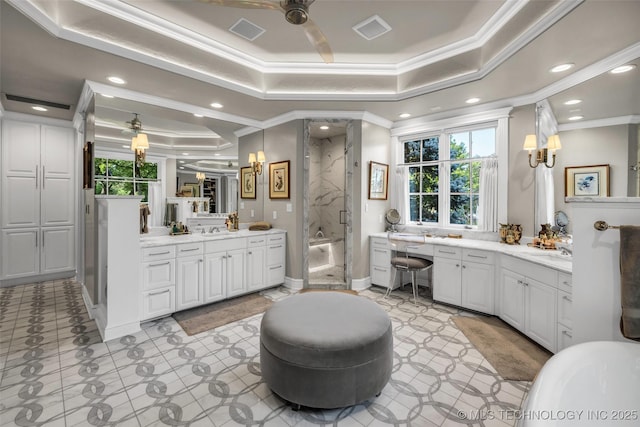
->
<box><xmin>303</xmin><ymin>119</ymin><xmax>353</xmax><ymax>289</ymax></box>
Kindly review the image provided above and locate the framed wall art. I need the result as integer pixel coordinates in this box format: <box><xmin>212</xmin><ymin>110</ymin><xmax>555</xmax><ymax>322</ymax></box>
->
<box><xmin>565</xmin><ymin>164</ymin><xmax>610</xmax><ymax>197</ymax></box>
<box><xmin>368</xmin><ymin>161</ymin><xmax>389</xmax><ymax>200</ymax></box>
<box><xmin>240</xmin><ymin>167</ymin><xmax>256</xmax><ymax>199</ymax></box>
<box><xmin>269</xmin><ymin>160</ymin><xmax>290</xmax><ymax>199</ymax></box>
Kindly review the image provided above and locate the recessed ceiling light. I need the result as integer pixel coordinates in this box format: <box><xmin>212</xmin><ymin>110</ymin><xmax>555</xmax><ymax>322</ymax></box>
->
<box><xmin>122</xmin><ymin>145</ymin><xmax>129</xmax><ymax>149</ymax></box>
<box><xmin>319</xmin><ymin>125</ymin><xmax>329</xmax><ymax>130</ymax></box>
<box><xmin>101</xmin><ymin>94</ymin><xmax>114</xmax><ymax>98</ymax></box>
<box><xmin>465</xmin><ymin>97</ymin><xmax>480</xmax><ymax>104</ymax></box>
<box><xmin>179</xmin><ymin>160</ymin><xmax>185</xmax><ymax>164</ymax></box>
<box><xmin>210</xmin><ymin>102</ymin><xmax>223</xmax><ymax>109</ymax></box>
<box><xmin>431</xmin><ymin>106</ymin><xmax>442</xmax><ymax>111</ymax></box>
<box><xmin>193</xmin><ymin>113</ymin><xmax>204</xmax><ymax>117</ymax></box>
<box><xmin>182</xmin><ymin>152</ymin><xmax>189</xmax><ymax>156</ymax></box>
<box><xmin>214</xmin><ymin>153</ymin><xmax>221</xmax><ymax>156</ymax></box>
<box><xmin>179</xmin><ymin>167</ymin><xmax>185</xmax><ymax>170</ymax></box>
<box><xmin>32</xmin><ymin>106</ymin><xmax>48</xmax><ymax>112</ymax></box>
<box><xmin>107</xmin><ymin>76</ymin><xmax>126</xmax><ymax>84</ymax></box>
<box><xmin>568</xmin><ymin>115</ymin><xmax>584</xmax><ymax>121</ymax></box>
<box><xmin>610</xmin><ymin>64</ymin><xmax>636</xmax><ymax>74</ymax></box>
<box><xmin>564</xmin><ymin>99</ymin><xmax>582</xmax><ymax>105</ymax></box>
<box><xmin>550</xmin><ymin>63</ymin><xmax>574</xmax><ymax>73</ymax></box>
<box><xmin>399</xmin><ymin>113</ymin><xmax>411</xmax><ymax>119</ymax></box>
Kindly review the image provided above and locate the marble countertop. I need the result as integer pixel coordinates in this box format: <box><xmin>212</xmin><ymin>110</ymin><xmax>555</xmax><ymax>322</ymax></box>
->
<box><xmin>370</xmin><ymin>232</ymin><xmax>572</xmax><ymax>273</ymax></box>
<box><xmin>140</xmin><ymin>229</ymin><xmax>285</xmax><ymax>248</ymax></box>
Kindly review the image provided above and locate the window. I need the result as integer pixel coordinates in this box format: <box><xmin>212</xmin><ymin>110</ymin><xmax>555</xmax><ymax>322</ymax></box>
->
<box><xmin>94</xmin><ymin>157</ymin><xmax>158</xmax><ymax>202</ymax></box>
<box><xmin>403</xmin><ymin>125</ymin><xmax>496</xmax><ymax>228</ymax></box>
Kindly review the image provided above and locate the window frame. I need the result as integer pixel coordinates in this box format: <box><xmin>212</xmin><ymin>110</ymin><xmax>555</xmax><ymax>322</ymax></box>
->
<box><xmin>392</xmin><ymin>109</ymin><xmax>509</xmax><ymax>231</ymax></box>
<box><xmin>93</xmin><ymin>150</ymin><xmax>164</xmax><ymax>202</ymax></box>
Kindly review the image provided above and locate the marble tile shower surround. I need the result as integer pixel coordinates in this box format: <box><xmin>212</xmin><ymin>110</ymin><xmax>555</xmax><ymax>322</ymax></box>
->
<box><xmin>309</xmin><ymin>135</ymin><xmax>346</xmax><ymax>268</ymax></box>
<box><xmin>0</xmin><ymin>279</ymin><xmax>531</xmax><ymax>427</ymax></box>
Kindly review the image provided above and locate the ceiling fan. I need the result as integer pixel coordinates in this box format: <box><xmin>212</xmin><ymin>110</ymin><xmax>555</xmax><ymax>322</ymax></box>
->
<box><xmin>203</xmin><ymin>0</ymin><xmax>334</xmax><ymax>63</ymax></box>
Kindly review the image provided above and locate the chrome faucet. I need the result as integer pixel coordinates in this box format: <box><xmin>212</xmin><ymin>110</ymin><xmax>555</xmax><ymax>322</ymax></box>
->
<box><xmin>560</xmin><ymin>247</ymin><xmax>572</xmax><ymax>256</ymax></box>
<box><xmin>209</xmin><ymin>226</ymin><xmax>220</xmax><ymax>233</ymax></box>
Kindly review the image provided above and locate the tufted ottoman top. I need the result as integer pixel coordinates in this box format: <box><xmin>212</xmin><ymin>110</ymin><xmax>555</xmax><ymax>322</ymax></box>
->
<box><xmin>260</xmin><ymin>292</ymin><xmax>392</xmax><ymax>369</ymax></box>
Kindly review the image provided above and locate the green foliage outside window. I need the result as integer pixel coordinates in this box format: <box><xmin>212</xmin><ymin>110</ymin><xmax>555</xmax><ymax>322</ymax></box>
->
<box><xmin>404</xmin><ymin>127</ymin><xmax>495</xmax><ymax>227</ymax></box>
<box><xmin>94</xmin><ymin>157</ymin><xmax>158</xmax><ymax>202</ymax></box>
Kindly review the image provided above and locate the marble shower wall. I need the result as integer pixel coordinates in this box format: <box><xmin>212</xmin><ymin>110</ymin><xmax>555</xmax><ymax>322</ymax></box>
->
<box><xmin>309</xmin><ymin>135</ymin><xmax>346</xmax><ymax>267</ymax></box>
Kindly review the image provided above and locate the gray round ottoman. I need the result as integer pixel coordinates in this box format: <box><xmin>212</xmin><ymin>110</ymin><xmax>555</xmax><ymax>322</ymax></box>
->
<box><xmin>260</xmin><ymin>292</ymin><xmax>393</xmax><ymax>409</ymax></box>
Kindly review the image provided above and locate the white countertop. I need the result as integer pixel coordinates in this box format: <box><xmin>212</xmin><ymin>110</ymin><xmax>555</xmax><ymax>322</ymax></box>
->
<box><xmin>370</xmin><ymin>232</ymin><xmax>572</xmax><ymax>273</ymax></box>
<box><xmin>140</xmin><ymin>228</ymin><xmax>285</xmax><ymax>248</ymax></box>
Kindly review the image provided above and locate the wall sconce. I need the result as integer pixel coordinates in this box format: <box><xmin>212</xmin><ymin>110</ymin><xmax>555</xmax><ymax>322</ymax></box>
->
<box><xmin>523</xmin><ymin>134</ymin><xmax>561</xmax><ymax>168</ymax></box>
<box><xmin>248</xmin><ymin>150</ymin><xmax>265</xmax><ymax>175</ymax></box>
<box><xmin>196</xmin><ymin>172</ymin><xmax>205</xmax><ymax>183</ymax></box>
<box><xmin>131</xmin><ymin>133</ymin><xmax>149</xmax><ymax>166</ymax></box>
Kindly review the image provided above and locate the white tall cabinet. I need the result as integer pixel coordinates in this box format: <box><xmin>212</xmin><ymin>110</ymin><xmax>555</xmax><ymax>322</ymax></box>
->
<box><xmin>1</xmin><ymin>119</ymin><xmax>75</xmax><ymax>282</ymax></box>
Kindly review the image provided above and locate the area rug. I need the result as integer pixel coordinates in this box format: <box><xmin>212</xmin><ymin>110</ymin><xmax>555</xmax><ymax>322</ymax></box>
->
<box><xmin>452</xmin><ymin>315</ymin><xmax>552</xmax><ymax>381</ymax></box>
<box><xmin>299</xmin><ymin>288</ymin><xmax>358</xmax><ymax>295</ymax></box>
<box><xmin>173</xmin><ymin>293</ymin><xmax>273</xmax><ymax>336</ymax></box>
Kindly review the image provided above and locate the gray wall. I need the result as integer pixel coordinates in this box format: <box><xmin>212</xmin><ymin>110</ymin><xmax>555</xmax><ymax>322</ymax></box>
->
<box><xmin>554</xmin><ymin>124</ymin><xmax>630</xmax><ymax>232</ymax></box>
<box><xmin>507</xmin><ymin>105</ymin><xmax>537</xmax><ymax>237</ymax></box>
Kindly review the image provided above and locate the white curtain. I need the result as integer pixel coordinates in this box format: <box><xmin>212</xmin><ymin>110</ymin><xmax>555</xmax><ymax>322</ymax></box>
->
<box><xmin>394</xmin><ymin>166</ymin><xmax>408</xmax><ymax>224</ymax></box>
<box><xmin>147</xmin><ymin>182</ymin><xmax>163</xmax><ymax>227</ymax></box>
<box><xmin>478</xmin><ymin>157</ymin><xmax>498</xmax><ymax>231</ymax></box>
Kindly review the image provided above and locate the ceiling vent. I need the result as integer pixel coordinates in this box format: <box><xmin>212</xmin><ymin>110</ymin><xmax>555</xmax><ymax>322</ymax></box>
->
<box><xmin>353</xmin><ymin>15</ymin><xmax>391</xmax><ymax>41</ymax></box>
<box><xmin>229</xmin><ymin>18</ymin><xmax>265</xmax><ymax>41</ymax></box>
<box><xmin>4</xmin><ymin>94</ymin><xmax>71</xmax><ymax>110</ymax></box>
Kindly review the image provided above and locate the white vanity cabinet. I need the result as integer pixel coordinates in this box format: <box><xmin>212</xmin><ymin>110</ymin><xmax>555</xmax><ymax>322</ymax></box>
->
<box><xmin>433</xmin><ymin>246</ymin><xmax>495</xmax><ymax>314</ymax></box>
<box><xmin>556</xmin><ymin>272</ymin><xmax>573</xmax><ymax>351</ymax></box>
<box><xmin>175</xmin><ymin>243</ymin><xmax>204</xmax><ymax>311</ymax></box>
<box><xmin>499</xmin><ymin>255</ymin><xmax>558</xmax><ymax>352</ymax></box>
<box><xmin>370</xmin><ymin>237</ymin><xmax>392</xmax><ymax>288</ymax></box>
<box><xmin>141</xmin><ymin>245</ymin><xmax>176</xmax><ymax>320</ymax></box>
<box><xmin>1</xmin><ymin>120</ymin><xmax>75</xmax><ymax>281</ymax></box>
<box><xmin>205</xmin><ymin>238</ymin><xmax>246</xmax><ymax>300</ymax></box>
<box><xmin>266</xmin><ymin>233</ymin><xmax>286</xmax><ymax>287</ymax></box>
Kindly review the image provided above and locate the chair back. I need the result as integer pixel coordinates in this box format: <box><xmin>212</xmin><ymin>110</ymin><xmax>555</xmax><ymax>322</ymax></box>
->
<box><xmin>387</xmin><ymin>232</ymin><xmax>426</xmax><ymax>257</ymax></box>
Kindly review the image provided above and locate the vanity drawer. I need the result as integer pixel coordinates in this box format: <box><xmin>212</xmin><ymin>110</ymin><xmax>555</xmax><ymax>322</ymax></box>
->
<box><xmin>371</xmin><ymin>237</ymin><xmax>389</xmax><ymax>250</ymax></box>
<box><xmin>141</xmin><ymin>286</ymin><xmax>175</xmax><ymax>321</ymax></box>
<box><xmin>434</xmin><ymin>245</ymin><xmax>462</xmax><ymax>260</ymax></box>
<box><xmin>266</xmin><ymin>264</ymin><xmax>285</xmax><ymax>286</ymax></box>
<box><xmin>176</xmin><ymin>242</ymin><xmax>203</xmax><ymax>256</ymax></box>
<box><xmin>142</xmin><ymin>245</ymin><xmax>176</xmax><ymax>262</ymax></box>
<box><xmin>142</xmin><ymin>258</ymin><xmax>175</xmax><ymax>291</ymax></box>
<box><xmin>248</xmin><ymin>236</ymin><xmax>267</xmax><ymax>246</ymax></box>
<box><xmin>268</xmin><ymin>233</ymin><xmax>286</xmax><ymax>245</ymax></box>
<box><xmin>557</xmin><ymin>323</ymin><xmax>573</xmax><ymax>353</ymax></box>
<box><xmin>462</xmin><ymin>249</ymin><xmax>494</xmax><ymax>264</ymax></box>
<box><xmin>558</xmin><ymin>272</ymin><xmax>572</xmax><ymax>293</ymax></box>
<box><xmin>267</xmin><ymin>244</ymin><xmax>285</xmax><ymax>265</ymax></box>
<box><xmin>371</xmin><ymin>265</ymin><xmax>392</xmax><ymax>287</ymax></box>
<box><xmin>557</xmin><ymin>290</ymin><xmax>572</xmax><ymax>328</ymax></box>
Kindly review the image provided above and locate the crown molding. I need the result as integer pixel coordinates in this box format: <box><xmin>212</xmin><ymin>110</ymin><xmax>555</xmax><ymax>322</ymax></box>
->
<box><xmin>558</xmin><ymin>115</ymin><xmax>640</xmax><ymax>131</ymax></box>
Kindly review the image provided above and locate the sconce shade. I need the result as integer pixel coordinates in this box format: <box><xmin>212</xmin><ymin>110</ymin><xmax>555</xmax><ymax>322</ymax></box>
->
<box><xmin>547</xmin><ymin>134</ymin><xmax>561</xmax><ymax>151</ymax></box>
<box><xmin>523</xmin><ymin>134</ymin><xmax>537</xmax><ymax>151</ymax></box>
<box><xmin>248</xmin><ymin>152</ymin><xmax>257</xmax><ymax>164</ymax></box>
<box><xmin>130</xmin><ymin>135</ymin><xmax>138</xmax><ymax>151</ymax></box>
<box><xmin>257</xmin><ymin>150</ymin><xmax>266</xmax><ymax>163</ymax></box>
<box><xmin>135</xmin><ymin>133</ymin><xmax>149</xmax><ymax>149</ymax></box>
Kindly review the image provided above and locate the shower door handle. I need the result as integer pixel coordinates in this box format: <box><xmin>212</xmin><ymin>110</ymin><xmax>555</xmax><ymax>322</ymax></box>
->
<box><xmin>339</xmin><ymin>210</ymin><xmax>347</xmax><ymax>224</ymax></box>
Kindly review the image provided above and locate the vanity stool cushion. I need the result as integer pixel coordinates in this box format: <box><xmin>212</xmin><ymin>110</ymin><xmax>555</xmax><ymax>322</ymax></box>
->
<box><xmin>260</xmin><ymin>292</ymin><xmax>393</xmax><ymax>409</ymax></box>
<box><xmin>391</xmin><ymin>256</ymin><xmax>432</xmax><ymax>270</ymax></box>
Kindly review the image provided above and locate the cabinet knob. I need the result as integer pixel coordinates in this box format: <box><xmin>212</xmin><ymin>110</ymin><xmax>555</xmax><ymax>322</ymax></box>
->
<box><xmin>462</xmin><ymin>265</ymin><xmax>466</xmax><ymax>269</ymax></box>
<box><xmin>456</xmin><ymin>264</ymin><xmax>460</xmax><ymax>267</ymax></box>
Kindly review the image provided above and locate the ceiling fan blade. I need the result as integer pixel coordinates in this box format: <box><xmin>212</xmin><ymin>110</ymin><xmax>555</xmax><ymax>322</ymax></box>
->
<box><xmin>302</xmin><ymin>18</ymin><xmax>334</xmax><ymax>63</ymax></box>
<box><xmin>200</xmin><ymin>0</ymin><xmax>280</xmax><ymax>10</ymax></box>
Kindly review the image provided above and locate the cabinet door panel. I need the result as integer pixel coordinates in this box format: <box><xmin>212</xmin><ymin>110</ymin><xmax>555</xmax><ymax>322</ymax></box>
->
<box><xmin>176</xmin><ymin>256</ymin><xmax>203</xmax><ymax>311</ymax></box>
<box><xmin>525</xmin><ymin>278</ymin><xmax>557</xmax><ymax>352</ymax></box>
<box><xmin>41</xmin><ymin>227</ymin><xmax>74</xmax><ymax>274</ymax></box>
<box><xmin>2</xmin><ymin>175</ymin><xmax>40</xmax><ymax>228</ymax></box>
<box><xmin>2</xmin><ymin>121</ymin><xmax>39</xmax><ymax>174</ymax></box>
<box><xmin>461</xmin><ymin>261</ymin><xmax>494</xmax><ymax>314</ymax></box>
<box><xmin>41</xmin><ymin>177</ymin><xmax>74</xmax><ymax>226</ymax></box>
<box><xmin>433</xmin><ymin>256</ymin><xmax>462</xmax><ymax>305</ymax></box>
<box><xmin>226</xmin><ymin>250</ymin><xmax>246</xmax><ymax>297</ymax></box>
<box><xmin>247</xmin><ymin>246</ymin><xmax>266</xmax><ymax>291</ymax></box>
<box><xmin>204</xmin><ymin>252</ymin><xmax>226</xmax><ymax>303</ymax></box>
<box><xmin>499</xmin><ymin>268</ymin><xmax>525</xmax><ymax>331</ymax></box>
<box><xmin>41</xmin><ymin>126</ymin><xmax>74</xmax><ymax>176</ymax></box>
<box><xmin>1</xmin><ymin>229</ymin><xmax>39</xmax><ymax>279</ymax></box>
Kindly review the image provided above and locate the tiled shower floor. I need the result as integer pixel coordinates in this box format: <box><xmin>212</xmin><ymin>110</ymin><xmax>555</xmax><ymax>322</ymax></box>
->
<box><xmin>0</xmin><ymin>279</ymin><xmax>530</xmax><ymax>426</ymax></box>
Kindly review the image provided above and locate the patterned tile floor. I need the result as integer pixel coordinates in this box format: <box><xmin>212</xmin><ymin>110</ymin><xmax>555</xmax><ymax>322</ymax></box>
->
<box><xmin>0</xmin><ymin>279</ymin><xmax>531</xmax><ymax>426</ymax></box>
